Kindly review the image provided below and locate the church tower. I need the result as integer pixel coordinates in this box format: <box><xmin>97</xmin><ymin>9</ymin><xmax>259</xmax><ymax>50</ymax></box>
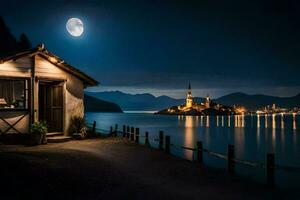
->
<box><xmin>186</xmin><ymin>82</ymin><xmax>193</xmax><ymax>107</ymax></box>
<box><xmin>205</xmin><ymin>94</ymin><xmax>211</xmax><ymax>108</ymax></box>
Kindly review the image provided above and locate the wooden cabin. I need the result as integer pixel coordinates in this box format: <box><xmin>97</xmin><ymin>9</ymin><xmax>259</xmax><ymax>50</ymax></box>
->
<box><xmin>0</xmin><ymin>44</ymin><xmax>98</xmax><ymax>138</ymax></box>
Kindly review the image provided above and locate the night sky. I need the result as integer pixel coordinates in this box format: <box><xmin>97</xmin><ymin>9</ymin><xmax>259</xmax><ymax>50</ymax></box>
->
<box><xmin>1</xmin><ymin>0</ymin><xmax>300</xmax><ymax>98</ymax></box>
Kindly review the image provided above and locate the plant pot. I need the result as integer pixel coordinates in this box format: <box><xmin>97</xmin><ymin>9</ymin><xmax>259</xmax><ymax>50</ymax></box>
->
<box><xmin>73</xmin><ymin>132</ymin><xmax>83</xmax><ymax>140</ymax></box>
<box><xmin>42</xmin><ymin>133</ymin><xmax>47</xmax><ymax>144</ymax></box>
<box><xmin>30</xmin><ymin>133</ymin><xmax>43</xmax><ymax>146</ymax></box>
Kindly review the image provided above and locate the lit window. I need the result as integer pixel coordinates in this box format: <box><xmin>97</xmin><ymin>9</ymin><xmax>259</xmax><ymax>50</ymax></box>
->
<box><xmin>0</xmin><ymin>79</ymin><xmax>29</xmax><ymax>110</ymax></box>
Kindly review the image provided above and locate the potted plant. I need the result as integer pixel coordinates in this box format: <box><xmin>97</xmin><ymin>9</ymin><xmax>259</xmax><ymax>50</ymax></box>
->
<box><xmin>30</xmin><ymin>121</ymin><xmax>47</xmax><ymax>145</ymax></box>
<box><xmin>69</xmin><ymin>116</ymin><xmax>87</xmax><ymax>139</ymax></box>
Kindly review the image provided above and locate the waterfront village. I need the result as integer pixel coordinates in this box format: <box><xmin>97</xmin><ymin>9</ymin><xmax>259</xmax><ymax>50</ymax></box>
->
<box><xmin>157</xmin><ymin>83</ymin><xmax>240</xmax><ymax>115</ymax></box>
<box><xmin>157</xmin><ymin>83</ymin><xmax>300</xmax><ymax>116</ymax></box>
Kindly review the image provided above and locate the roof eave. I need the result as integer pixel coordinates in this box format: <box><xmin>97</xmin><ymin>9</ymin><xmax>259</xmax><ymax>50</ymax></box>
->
<box><xmin>37</xmin><ymin>52</ymin><xmax>99</xmax><ymax>87</ymax></box>
<box><xmin>0</xmin><ymin>45</ymin><xmax>99</xmax><ymax>87</ymax></box>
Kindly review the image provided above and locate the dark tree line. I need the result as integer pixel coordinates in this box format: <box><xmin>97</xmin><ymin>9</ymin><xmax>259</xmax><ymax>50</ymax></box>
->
<box><xmin>0</xmin><ymin>17</ymin><xmax>31</xmax><ymax>56</ymax></box>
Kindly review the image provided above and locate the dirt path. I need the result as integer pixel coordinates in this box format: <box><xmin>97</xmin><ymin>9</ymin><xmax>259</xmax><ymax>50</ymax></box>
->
<box><xmin>0</xmin><ymin>137</ymin><xmax>291</xmax><ymax>200</ymax></box>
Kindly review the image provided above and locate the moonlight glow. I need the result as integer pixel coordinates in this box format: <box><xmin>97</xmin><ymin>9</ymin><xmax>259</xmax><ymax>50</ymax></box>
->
<box><xmin>66</xmin><ymin>18</ymin><xmax>84</xmax><ymax>37</ymax></box>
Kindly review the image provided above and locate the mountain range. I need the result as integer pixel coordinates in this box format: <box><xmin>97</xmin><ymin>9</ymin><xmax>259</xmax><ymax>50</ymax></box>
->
<box><xmin>85</xmin><ymin>91</ymin><xmax>300</xmax><ymax>111</ymax></box>
<box><xmin>84</xmin><ymin>94</ymin><xmax>123</xmax><ymax>112</ymax></box>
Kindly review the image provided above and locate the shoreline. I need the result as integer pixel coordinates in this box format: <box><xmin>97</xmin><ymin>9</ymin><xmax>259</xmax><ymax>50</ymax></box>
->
<box><xmin>0</xmin><ymin>137</ymin><xmax>294</xmax><ymax>200</ymax></box>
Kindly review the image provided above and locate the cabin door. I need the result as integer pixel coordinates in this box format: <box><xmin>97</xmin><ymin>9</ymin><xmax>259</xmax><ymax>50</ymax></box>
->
<box><xmin>39</xmin><ymin>82</ymin><xmax>63</xmax><ymax>133</ymax></box>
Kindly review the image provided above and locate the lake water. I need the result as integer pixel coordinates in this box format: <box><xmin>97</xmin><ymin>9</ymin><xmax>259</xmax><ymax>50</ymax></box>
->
<box><xmin>85</xmin><ymin>112</ymin><xmax>300</xmax><ymax>189</ymax></box>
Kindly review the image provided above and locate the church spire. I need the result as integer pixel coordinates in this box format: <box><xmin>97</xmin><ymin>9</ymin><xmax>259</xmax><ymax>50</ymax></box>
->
<box><xmin>186</xmin><ymin>82</ymin><xmax>193</xmax><ymax>107</ymax></box>
<box><xmin>187</xmin><ymin>82</ymin><xmax>192</xmax><ymax>95</ymax></box>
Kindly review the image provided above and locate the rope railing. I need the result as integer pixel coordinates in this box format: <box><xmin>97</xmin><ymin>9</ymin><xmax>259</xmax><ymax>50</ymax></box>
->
<box><xmin>86</xmin><ymin>121</ymin><xmax>300</xmax><ymax>186</ymax></box>
<box><xmin>168</xmin><ymin>144</ymin><xmax>263</xmax><ymax>169</ymax></box>
<box><xmin>233</xmin><ymin>158</ymin><xmax>264</xmax><ymax>168</ymax></box>
<box><xmin>203</xmin><ymin>149</ymin><xmax>227</xmax><ymax>160</ymax></box>
<box><xmin>170</xmin><ymin>143</ymin><xmax>187</xmax><ymax>151</ymax></box>
<box><xmin>176</xmin><ymin>145</ymin><xmax>196</xmax><ymax>151</ymax></box>
<box><xmin>86</xmin><ymin>123</ymin><xmax>112</xmax><ymax>135</ymax></box>
<box><xmin>94</xmin><ymin>128</ymin><xmax>110</xmax><ymax>134</ymax></box>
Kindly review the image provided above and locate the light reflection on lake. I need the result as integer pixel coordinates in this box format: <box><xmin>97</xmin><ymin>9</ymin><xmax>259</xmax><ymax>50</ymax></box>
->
<box><xmin>85</xmin><ymin>112</ymin><xmax>300</xmax><ymax>188</ymax></box>
<box><xmin>183</xmin><ymin>116</ymin><xmax>195</xmax><ymax>159</ymax></box>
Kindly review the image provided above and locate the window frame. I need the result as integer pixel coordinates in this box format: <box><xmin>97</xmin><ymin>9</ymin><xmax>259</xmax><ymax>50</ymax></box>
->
<box><xmin>0</xmin><ymin>77</ymin><xmax>30</xmax><ymax>111</ymax></box>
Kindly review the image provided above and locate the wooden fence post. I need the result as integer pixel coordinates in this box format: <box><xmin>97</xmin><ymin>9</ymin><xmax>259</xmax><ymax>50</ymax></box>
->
<box><xmin>266</xmin><ymin>153</ymin><xmax>275</xmax><ymax>187</ymax></box>
<box><xmin>159</xmin><ymin>131</ymin><xmax>164</xmax><ymax>150</ymax></box>
<box><xmin>110</xmin><ymin>126</ymin><xmax>113</xmax><ymax>135</ymax></box>
<box><xmin>115</xmin><ymin>124</ymin><xmax>118</xmax><ymax>133</ymax></box>
<box><xmin>135</xmin><ymin>128</ymin><xmax>140</xmax><ymax>143</ymax></box>
<box><xmin>92</xmin><ymin>121</ymin><xmax>96</xmax><ymax>135</ymax></box>
<box><xmin>126</xmin><ymin>126</ymin><xmax>130</xmax><ymax>139</ymax></box>
<box><xmin>197</xmin><ymin>141</ymin><xmax>203</xmax><ymax>164</ymax></box>
<box><xmin>165</xmin><ymin>135</ymin><xmax>170</xmax><ymax>154</ymax></box>
<box><xmin>145</xmin><ymin>131</ymin><xmax>149</xmax><ymax>146</ymax></box>
<box><xmin>227</xmin><ymin>144</ymin><xmax>235</xmax><ymax>174</ymax></box>
<box><xmin>130</xmin><ymin>127</ymin><xmax>135</xmax><ymax>141</ymax></box>
<box><xmin>123</xmin><ymin>125</ymin><xmax>126</xmax><ymax>137</ymax></box>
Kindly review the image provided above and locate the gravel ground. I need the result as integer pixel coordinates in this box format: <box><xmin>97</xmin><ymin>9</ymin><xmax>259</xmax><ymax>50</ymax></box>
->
<box><xmin>0</xmin><ymin>137</ymin><xmax>293</xmax><ymax>200</ymax></box>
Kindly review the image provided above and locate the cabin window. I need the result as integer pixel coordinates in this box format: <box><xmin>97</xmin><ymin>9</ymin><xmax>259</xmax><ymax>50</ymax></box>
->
<box><xmin>0</xmin><ymin>79</ymin><xmax>29</xmax><ymax>110</ymax></box>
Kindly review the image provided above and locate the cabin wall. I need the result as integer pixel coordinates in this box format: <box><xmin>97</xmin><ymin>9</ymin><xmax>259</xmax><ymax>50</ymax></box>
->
<box><xmin>35</xmin><ymin>55</ymin><xmax>84</xmax><ymax>135</ymax></box>
<box><xmin>0</xmin><ymin>111</ymin><xmax>30</xmax><ymax>133</ymax></box>
<box><xmin>65</xmin><ymin>74</ymin><xmax>84</xmax><ymax>134</ymax></box>
<box><xmin>0</xmin><ymin>55</ymin><xmax>86</xmax><ymax>135</ymax></box>
<box><xmin>35</xmin><ymin>56</ymin><xmax>68</xmax><ymax>79</ymax></box>
<box><xmin>0</xmin><ymin>57</ymin><xmax>31</xmax><ymax>78</ymax></box>
<box><xmin>0</xmin><ymin>57</ymin><xmax>32</xmax><ymax>134</ymax></box>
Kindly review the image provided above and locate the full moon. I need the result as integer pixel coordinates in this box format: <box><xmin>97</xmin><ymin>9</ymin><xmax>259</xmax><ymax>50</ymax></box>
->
<box><xmin>66</xmin><ymin>18</ymin><xmax>84</xmax><ymax>37</ymax></box>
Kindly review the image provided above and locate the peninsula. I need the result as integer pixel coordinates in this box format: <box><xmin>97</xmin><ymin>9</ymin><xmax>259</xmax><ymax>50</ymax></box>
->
<box><xmin>156</xmin><ymin>83</ymin><xmax>241</xmax><ymax>116</ymax></box>
<box><xmin>84</xmin><ymin>94</ymin><xmax>123</xmax><ymax>113</ymax></box>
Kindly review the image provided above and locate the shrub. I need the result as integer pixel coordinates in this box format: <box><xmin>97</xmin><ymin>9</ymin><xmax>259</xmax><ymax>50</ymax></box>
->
<box><xmin>31</xmin><ymin>120</ymin><xmax>47</xmax><ymax>135</ymax></box>
<box><xmin>69</xmin><ymin>116</ymin><xmax>87</xmax><ymax>138</ymax></box>
<box><xmin>30</xmin><ymin>121</ymin><xmax>47</xmax><ymax>145</ymax></box>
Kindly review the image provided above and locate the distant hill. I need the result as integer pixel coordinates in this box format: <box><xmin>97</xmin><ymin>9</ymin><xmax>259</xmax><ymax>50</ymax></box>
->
<box><xmin>86</xmin><ymin>91</ymin><xmax>300</xmax><ymax>111</ymax></box>
<box><xmin>85</xmin><ymin>91</ymin><xmax>187</xmax><ymax>111</ymax></box>
<box><xmin>215</xmin><ymin>92</ymin><xmax>300</xmax><ymax>110</ymax></box>
<box><xmin>84</xmin><ymin>94</ymin><xmax>123</xmax><ymax>112</ymax></box>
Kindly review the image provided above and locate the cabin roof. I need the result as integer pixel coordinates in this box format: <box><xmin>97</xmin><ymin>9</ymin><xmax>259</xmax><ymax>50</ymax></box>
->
<box><xmin>0</xmin><ymin>44</ymin><xmax>99</xmax><ymax>87</ymax></box>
